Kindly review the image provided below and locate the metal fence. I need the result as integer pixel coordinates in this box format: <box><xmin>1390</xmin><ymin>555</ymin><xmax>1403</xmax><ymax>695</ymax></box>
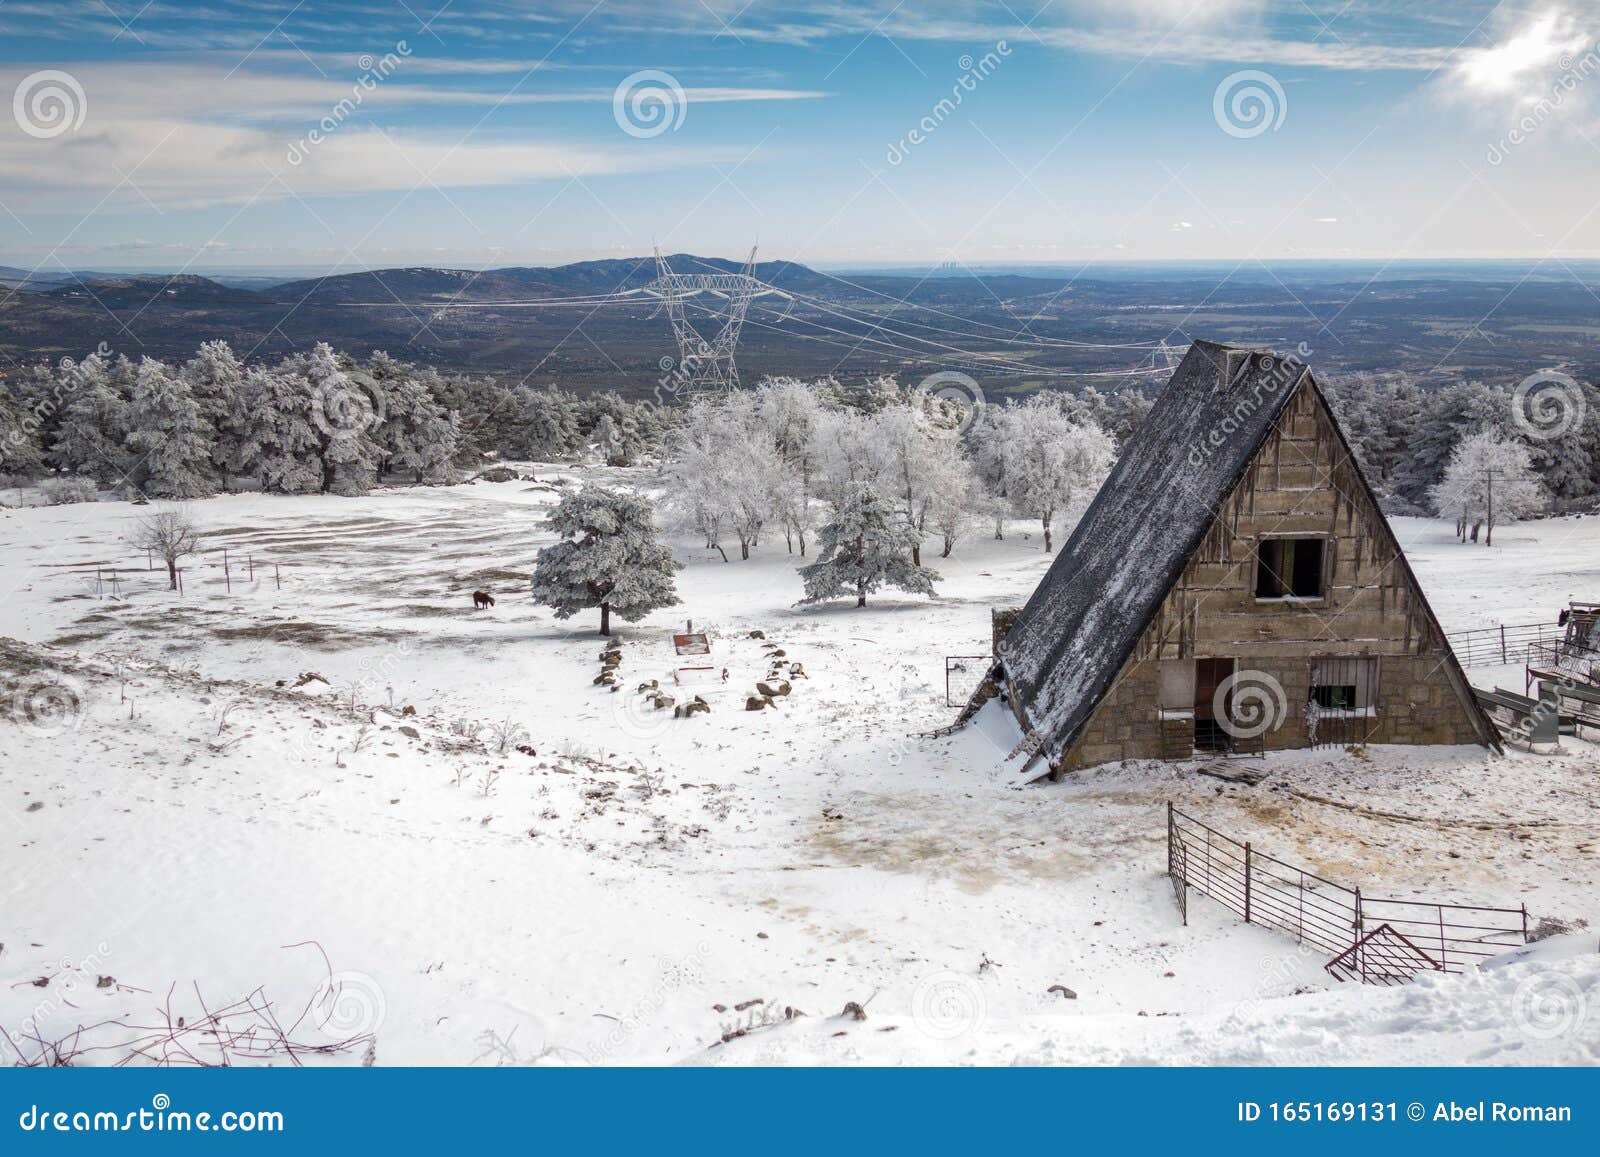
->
<box><xmin>1445</xmin><ymin>622</ymin><xmax>1562</xmax><ymax>668</ymax></box>
<box><xmin>944</xmin><ymin>655</ymin><xmax>993</xmax><ymax>707</ymax></box>
<box><xmin>1166</xmin><ymin>803</ymin><xmax>1527</xmax><ymax>984</ymax></box>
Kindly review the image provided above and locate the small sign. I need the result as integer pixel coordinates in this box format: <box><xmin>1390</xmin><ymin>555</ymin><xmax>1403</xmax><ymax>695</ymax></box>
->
<box><xmin>673</xmin><ymin>632</ymin><xmax>710</xmax><ymax>656</ymax></box>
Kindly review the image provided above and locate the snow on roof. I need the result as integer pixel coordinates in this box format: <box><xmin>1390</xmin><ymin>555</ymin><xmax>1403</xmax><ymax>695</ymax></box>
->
<box><xmin>997</xmin><ymin>340</ymin><xmax>1310</xmax><ymax>761</ymax></box>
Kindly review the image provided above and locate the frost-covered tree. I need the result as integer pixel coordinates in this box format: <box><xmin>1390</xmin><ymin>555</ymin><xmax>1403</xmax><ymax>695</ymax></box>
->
<box><xmin>757</xmin><ymin>378</ymin><xmax>824</xmax><ymax>555</ymax></box>
<box><xmin>0</xmin><ymin>385</ymin><xmax>44</xmax><ymax>482</ymax></box>
<box><xmin>1005</xmin><ymin>397</ymin><xmax>1115</xmax><ymax>552</ymax></box>
<box><xmin>529</xmin><ymin>486</ymin><xmax>680</xmax><ymax>635</ymax></box>
<box><xmin>301</xmin><ymin>343</ymin><xmax>381</xmax><ymax>495</ymax></box>
<box><xmin>124</xmin><ymin>358</ymin><xmax>215</xmax><ymax>499</ymax></box>
<box><xmin>132</xmin><ymin>507</ymin><xmax>203</xmax><ymax>590</ymax></box>
<box><xmin>238</xmin><ymin>368</ymin><xmax>322</xmax><ymax>494</ymax></box>
<box><xmin>370</xmin><ymin>358</ymin><xmax>460</xmax><ymax>484</ymax></box>
<box><xmin>512</xmin><ymin>387</ymin><xmax>583</xmax><ymax>461</ymax></box>
<box><xmin>48</xmin><ymin>353</ymin><xmax>129</xmax><ymax>484</ymax></box>
<box><xmin>182</xmin><ymin>340</ymin><xmax>246</xmax><ymax>491</ymax></box>
<box><xmin>1430</xmin><ymin>428</ymin><xmax>1546</xmax><ymax>546</ymax></box>
<box><xmin>800</xmin><ymin>481</ymin><xmax>939</xmax><ymax>608</ymax></box>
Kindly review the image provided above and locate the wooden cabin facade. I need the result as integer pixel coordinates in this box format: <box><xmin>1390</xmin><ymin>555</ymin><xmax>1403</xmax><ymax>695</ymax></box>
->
<box><xmin>987</xmin><ymin>341</ymin><xmax>1497</xmax><ymax>776</ymax></box>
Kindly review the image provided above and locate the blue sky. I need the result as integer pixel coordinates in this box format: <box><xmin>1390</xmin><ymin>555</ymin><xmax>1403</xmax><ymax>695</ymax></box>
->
<box><xmin>0</xmin><ymin>1</ymin><xmax>1597</xmax><ymax>272</ymax></box>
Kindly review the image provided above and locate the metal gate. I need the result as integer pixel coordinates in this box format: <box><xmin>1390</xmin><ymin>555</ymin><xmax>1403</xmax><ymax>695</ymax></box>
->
<box><xmin>1306</xmin><ymin>657</ymin><xmax>1380</xmax><ymax>749</ymax></box>
<box><xmin>944</xmin><ymin>655</ymin><xmax>993</xmax><ymax>707</ymax></box>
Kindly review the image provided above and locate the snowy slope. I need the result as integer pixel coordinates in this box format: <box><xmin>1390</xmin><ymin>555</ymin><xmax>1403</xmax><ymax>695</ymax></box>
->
<box><xmin>0</xmin><ymin>475</ymin><xmax>1595</xmax><ymax>1066</ymax></box>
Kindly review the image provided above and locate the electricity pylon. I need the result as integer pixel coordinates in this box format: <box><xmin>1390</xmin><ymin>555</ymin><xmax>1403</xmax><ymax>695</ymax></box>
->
<box><xmin>642</xmin><ymin>246</ymin><xmax>787</xmax><ymax>393</ymax></box>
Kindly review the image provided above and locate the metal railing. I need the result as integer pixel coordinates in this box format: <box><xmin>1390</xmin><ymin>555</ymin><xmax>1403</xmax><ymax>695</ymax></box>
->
<box><xmin>1166</xmin><ymin>803</ymin><xmax>1527</xmax><ymax>983</ymax></box>
<box><xmin>944</xmin><ymin>655</ymin><xmax>994</xmax><ymax>707</ymax></box>
<box><xmin>1445</xmin><ymin>622</ymin><xmax>1563</xmax><ymax>668</ymax></box>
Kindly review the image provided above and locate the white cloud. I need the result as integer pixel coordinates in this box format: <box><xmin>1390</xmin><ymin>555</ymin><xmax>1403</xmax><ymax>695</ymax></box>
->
<box><xmin>1454</xmin><ymin>8</ymin><xmax>1589</xmax><ymax>100</ymax></box>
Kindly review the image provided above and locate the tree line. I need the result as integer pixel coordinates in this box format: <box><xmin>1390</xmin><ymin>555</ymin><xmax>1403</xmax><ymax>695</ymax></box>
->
<box><xmin>0</xmin><ymin>341</ymin><xmax>668</xmax><ymax>499</ymax></box>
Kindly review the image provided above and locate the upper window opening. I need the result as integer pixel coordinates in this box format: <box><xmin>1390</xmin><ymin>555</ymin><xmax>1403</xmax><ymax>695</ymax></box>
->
<box><xmin>1256</xmin><ymin>537</ymin><xmax>1325</xmax><ymax>599</ymax></box>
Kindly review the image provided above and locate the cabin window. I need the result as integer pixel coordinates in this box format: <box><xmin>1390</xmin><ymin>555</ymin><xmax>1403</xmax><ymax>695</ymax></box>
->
<box><xmin>1255</xmin><ymin>536</ymin><xmax>1325</xmax><ymax>600</ymax></box>
<box><xmin>1308</xmin><ymin>658</ymin><xmax>1377</xmax><ymax>714</ymax></box>
<box><xmin>1158</xmin><ymin>660</ymin><xmax>1195</xmax><ymax>713</ymax></box>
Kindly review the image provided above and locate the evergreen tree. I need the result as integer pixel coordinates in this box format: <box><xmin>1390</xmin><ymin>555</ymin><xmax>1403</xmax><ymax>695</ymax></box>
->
<box><xmin>182</xmin><ymin>340</ymin><xmax>246</xmax><ymax>491</ymax></box>
<box><xmin>800</xmin><ymin>481</ymin><xmax>939</xmax><ymax>607</ymax></box>
<box><xmin>238</xmin><ymin>367</ymin><xmax>322</xmax><ymax>494</ymax></box>
<box><xmin>48</xmin><ymin>352</ymin><xmax>129</xmax><ymax>483</ymax></box>
<box><xmin>124</xmin><ymin>357</ymin><xmax>216</xmax><ymax>498</ymax></box>
<box><xmin>302</xmin><ymin>342</ymin><xmax>380</xmax><ymax>495</ymax></box>
<box><xmin>529</xmin><ymin>486</ymin><xmax>680</xmax><ymax>635</ymax></box>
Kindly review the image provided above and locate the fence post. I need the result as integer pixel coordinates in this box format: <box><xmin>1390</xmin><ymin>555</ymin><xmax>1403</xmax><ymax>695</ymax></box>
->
<box><xmin>1353</xmin><ymin>886</ymin><xmax>1363</xmax><ymax>982</ymax></box>
<box><xmin>1438</xmin><ymin>906</ymin><xmax>1448</xmax><ymax>973</ymax></box>
<box><xmin>1243</xmin><ymin>842</ymin><xmax>1252</xmax><ymax>924</ymax></box>
<box><xmin>1500</xmin><ymin>624</ymin><xmax>1507</xmax><ymax>664</ymax></box>
<box><xmin>1166</xmin><ymin>801</ymin><xmax>1173</xmax><ymax>876</ymax></box>
<box><xmin>1521</xmin><ymin>904</ymin><xmax>1529</xmax><ymax>943</ymax></box>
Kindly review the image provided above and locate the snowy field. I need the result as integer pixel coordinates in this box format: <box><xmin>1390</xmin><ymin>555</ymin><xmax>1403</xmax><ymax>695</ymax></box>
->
<box><xmin>0</xmin><ymin>472</ymin><xmax>1596</xmax><ymax>1066</ymax></box>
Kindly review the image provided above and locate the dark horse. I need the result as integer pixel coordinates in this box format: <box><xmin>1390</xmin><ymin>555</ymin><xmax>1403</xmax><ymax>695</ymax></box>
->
<box><xmin>472</xmin><ymin>590</ymin><xmax>496</xmax><ymax>609</ymax></box>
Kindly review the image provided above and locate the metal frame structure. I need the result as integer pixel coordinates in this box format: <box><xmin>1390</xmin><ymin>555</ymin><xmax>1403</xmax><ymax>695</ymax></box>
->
<box><xmin>642</xmin><ymin>246</ymin><xmax>789</xmax><ymax>393</ymax></box>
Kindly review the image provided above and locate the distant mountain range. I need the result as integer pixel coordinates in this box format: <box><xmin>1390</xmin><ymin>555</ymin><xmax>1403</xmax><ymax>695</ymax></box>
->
<box><xmin>2</xmin><ymin>255</ymin><xmax>1598</xmax><ymax>396</ymax></box>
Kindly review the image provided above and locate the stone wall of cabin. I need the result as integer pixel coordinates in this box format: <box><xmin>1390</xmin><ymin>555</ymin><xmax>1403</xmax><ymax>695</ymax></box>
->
<box><xmin>1055</xmin><ymin>379</ymin><xmax>1489</xmax><ymax>772</ymax></box>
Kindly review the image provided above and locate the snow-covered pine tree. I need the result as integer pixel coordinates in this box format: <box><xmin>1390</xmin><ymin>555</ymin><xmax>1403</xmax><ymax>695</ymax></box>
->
<box><xmin>302</xmin><ymin>342</ymin><xmax>381</xmax><ymax>495</ymax></box>
<box><xmin>371</xmin><ymin>360</ymin><xmax>460</xmax><ymax>484</ymax></box>
<box><xmin>1429</xmin><ymin>428</ymin><xmax>1546</xmax><ymax>546</ymax></box>
<box><xmin>799</xmin><ymin>480</ymin><xmax>939</xmax><ymax>607</ymax></box>
<box><xmin>182</xmin><ymin>341</ymin><xmax>247</xmax><ymax>492</ymax></box>
<box><xmin>48</xmin><ymin>352</ymin><xmax>129</xmax><ymax>484</ymax></box>
<box><xmin>0</xmin><ymin>379</ymin><xmax>45</xmax><ymax>482</ymax></box>
<box><xmin>529</xmin><ymin>486</ymin><xmax>680</xmax><ymax>635</ymax></box>
<box><xmin>124</xmin><ymin>357</ymin><xmax>216</xmax><ymax>499</ymax></box>
<box><xmin>238</xmin><ymin>367</ymin><xmax>322</xmax><ymax>494</ymax></box>
<box><xmin>513</xmin><ymin>387</ymin><xmax>583</xmax><ymax>461</ymax></box>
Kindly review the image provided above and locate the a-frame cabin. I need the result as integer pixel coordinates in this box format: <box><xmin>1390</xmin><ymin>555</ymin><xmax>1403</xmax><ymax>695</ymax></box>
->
<box><xmin>990</xmin><ymin>340</ymin><xmax>1499</xmax><ymax>776</ymax></box>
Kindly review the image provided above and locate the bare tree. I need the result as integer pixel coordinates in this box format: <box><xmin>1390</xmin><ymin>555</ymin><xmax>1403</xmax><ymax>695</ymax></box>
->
<box><xmin>132</xmin><ymin>508</ymin><xmax>203</xmax><ymax>590</ymax></box>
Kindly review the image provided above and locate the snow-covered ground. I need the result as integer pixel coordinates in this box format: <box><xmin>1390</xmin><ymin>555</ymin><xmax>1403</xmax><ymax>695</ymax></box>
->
<box><xmin>0</xmin><ymin>473</ymin><xmax>1595</xmax><ymax>1066</ymax></box>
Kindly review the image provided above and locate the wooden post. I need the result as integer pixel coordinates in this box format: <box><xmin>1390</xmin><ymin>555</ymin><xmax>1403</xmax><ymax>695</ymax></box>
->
<box><xmin>1521</xmin><ymin>903</ymin><xmax>1529</xmax><ymax>943</ymax></box>
<box><xmin>1353</xmin><ymin>886</ymin><xmax>1363</xmax><ymax>982</ymax></box>
<box><xmin>224</xmin><ymin>549</ymin><xmax>231</xmax><ymax>593</ymax></box>
<box><xmin>1243</xmin><ymin>841</ymin><xmax>1252</xmax><ymax>924</ymax></box>
<box><xmin>1500</xmin><ymin>624</ymin><xmax>1507</xmax><ymax>664</ymax></box>
<box><xmin>275</xmin><ymin>563</ymin><xmax>281</xmax><ymax>591</ymax></box>
<box><xmin>249</xmin><ymin>555</ymin><xmax>255</xmax><ymax>581</ymax></box>
<box><xmin>1438</xmin><ymin>906</ymin><xmax>1448</xmax><ymax>973</ymax></box>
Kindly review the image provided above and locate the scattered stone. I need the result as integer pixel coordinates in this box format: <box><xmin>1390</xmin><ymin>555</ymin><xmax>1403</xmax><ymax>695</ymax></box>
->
<box><xmin>96</xmin><ymin>975</ymin><xmax>114</xmax><ymax>989</ymax></box>
<box><xmin>25</xmin><ymin>801</ymin><xmax>43</xmax><ymax>813</ymax></box>
<box><xmin>1048</xmin><ymin>985</ymin><xmax>1078</xmax><ymax>999</ymax></box>
<box><xmin>398</xmin><ymin>725</ymin><xmax>421</xmax><ymax>740</ymax></box>
<box><xmin>840</xmin><ymin>1001</ymin><xmax>867</xmax><ymax>1021</ymax></box>
<box><xmin>748</xmin><ymin>630</ymin><xmax>765</xmax><ymax>639</ymax></box>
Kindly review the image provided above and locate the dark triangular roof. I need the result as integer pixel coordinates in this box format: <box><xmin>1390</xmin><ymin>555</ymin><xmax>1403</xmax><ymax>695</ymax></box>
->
<box><xmin>996</xmin><ymin>340</ymin><xmax>1498</xmax><ymax>764</ymax></box>
<box><xmin>999</xmin><ymin>342</ymin><xmax>1306</xmax><ymax>758</ymax></box>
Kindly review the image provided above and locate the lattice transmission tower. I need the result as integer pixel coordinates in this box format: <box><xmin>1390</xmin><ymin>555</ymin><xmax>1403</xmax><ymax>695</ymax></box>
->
<box><xmin>643</xmin><ymin>246</ymin><xmax>788</xmax><ymax>393</ymax></box>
